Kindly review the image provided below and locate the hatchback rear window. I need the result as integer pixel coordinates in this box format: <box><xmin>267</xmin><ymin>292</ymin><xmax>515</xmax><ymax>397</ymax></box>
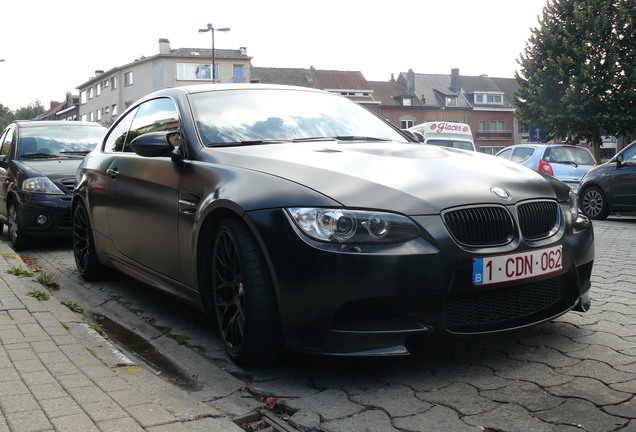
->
<box><xmin>544</xmin><ymin>146</ymin><xmax>596</xmax><ymax>165</ymax></box>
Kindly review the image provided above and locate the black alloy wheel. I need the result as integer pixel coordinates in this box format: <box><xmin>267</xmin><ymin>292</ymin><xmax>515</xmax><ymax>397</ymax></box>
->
<box><xmin>8</xmin><ymin>202</ymin><xmax>29</xmax><ymax>251</ymax></box>
<box><xmin>72</xmin><ymin>201</ymin><xmax>110</xmax><ymax>281</ymax></box>
<box><xmin>211</xmin><ymin>218</ymin><xmax>282</xmax><ymax>365</ymax></box>
<box><xmin>580</xmin><ymin>186</ymin><xmax>610</xmax><ymax>220</ymax></box>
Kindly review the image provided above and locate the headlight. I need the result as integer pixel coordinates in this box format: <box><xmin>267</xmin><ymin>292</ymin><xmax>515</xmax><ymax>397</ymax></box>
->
<box><xmin>21</xmin><ymin>177</ymin><xmax>64</xmax><ymax>194</ymax></box>
<box><xmin>568</xmin><ymin>190</ymin><xmax>579</xmax><ymax>220</ymax></box>
<box><xmin>286</xmin><ymin>208</ymin><xmax>421</xmax><ymax>244</ymax></box>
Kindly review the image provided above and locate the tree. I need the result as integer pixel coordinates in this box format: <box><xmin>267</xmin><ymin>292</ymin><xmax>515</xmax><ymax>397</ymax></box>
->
<box><xmin>0</xmin><ymin>103</ymin><xmax>13</xmax><ymax>131</ymax></box>
<box><xmin>514</xmin><ymin>0</ymin><xmax>636</xmax><ymax>162</ymax></box>
<box><xmin>14</xmin><ymin>100</ymin><xmax>46</xmax><ymax>121</ymax></box>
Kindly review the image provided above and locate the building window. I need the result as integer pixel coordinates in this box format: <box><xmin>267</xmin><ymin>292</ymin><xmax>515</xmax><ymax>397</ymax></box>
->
<box><xmin>124</xmin><ymin>71</ymin><xmax>133</xmax><ymax>86</ymax></box>
<box><xmin>88</xmin><ymin>87</ymin><xmax>94</xmax><ymax>99</ymax></box>
<box><xmin>80</xmin><ymin>91</ymin><xmax>87</xmax><ymax>104</ymax></box>
<box><xmin>475</xmin><ymin>93</ymin><xmax>503</xmax><ymax>105</ymax></box>
<box><xmin>479</xmin><ymin>120</ymin><xmax>487</xmax><ymax>131</ymax></box>
<box><xmin>96</xmin><ymin>109</ymin><xmax>102</xmax><ymax>121</ymax></box>
<box><xmin>111</xmin><ymin>76</ymin><xmax>118</xmax><ymax>89</ymax></box>
<box><xmin>104</xmin><ymin>106</ymin><xmax>110</xmax><ymax>114</ymax></box>
<box><xmin>96</xmin><ymin>83</ymin><xmax>102</xmax><ymax>97</ymax></box>
<box><xmin>402</xmin><ymin>98</ymin><xmax>412</xmax><ymax>106</ymax></box>
<box><xmin>176</xmin><ymin>63</ymin><xmax>212</xmax><ymax>80</ymax></box>
<box><xmin>112</xmin><ymin>104</ymin><xmax>118</xmax><ymax>116</ymax></box>
<box><xmin>446</xmin><ymin>97</ymin><xmax>457</xmax><ymax>107</ymax></box>
<box><xmin>480</xmin><ymin>146</ymin><xmax>507</xmax><ymax>155</ymax></box>
<box><xmin>401</xmin><ymin>119</ymin><xmax>415</xmax><ymax>129</ymax></box>
<box><xmin>491</xmin><ymin>120</ymin><xmax>505</xmax><ymax>131</ymax></box>
<box><xmin>233</xmin><ymin>64</ymin><xmax>245</xmax><ymax>83</ymax></box>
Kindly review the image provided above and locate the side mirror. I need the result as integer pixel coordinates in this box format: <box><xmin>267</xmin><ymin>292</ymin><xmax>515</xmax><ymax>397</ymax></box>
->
<box><xmin>130</xmin><ymin>131</ymin><xmax>178</xmax><ymax>157</ymax></box>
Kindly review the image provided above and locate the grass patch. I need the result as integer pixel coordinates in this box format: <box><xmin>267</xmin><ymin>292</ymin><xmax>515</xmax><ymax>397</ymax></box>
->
<box><xmin>36</xmin><ymin>272</ymin><xmax>60</xmax><ymax>291</ymax></box>
<box><xmin>86</xmin><ymin>320</ymin><xmax>105</xmax><ymax>336</ymax></box>
<box><xmin>7</xmin><ymin>267</ymin><xmax>34</xmax><ymax>277</ymax></box>
<box><xmin>61</xmin><ymin>302</ymin><xmax>84</xmax><ymax>313</ymax></box>
<box><xmin>27</xmin><ymin>290</ymin><xmax>49</xmax><ymax>301</ymax></box>
<box><xmin>61</xmin><ymin>322</ymin><xmax>70</xmax><ymax>330</ymax></box>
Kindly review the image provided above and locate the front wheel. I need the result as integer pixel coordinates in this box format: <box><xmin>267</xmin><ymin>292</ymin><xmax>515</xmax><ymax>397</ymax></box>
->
<box><xmin>8</xmin><ymin>202</ymin><xmax>30</xmax><ymax>251</ymax></box>
<box><xmin>580</xmin><ymin>186</ymin><xmax>610</xmax><ymax>220</ymax></box>
<box><xmin>210</xmin><ymin>218</ymin><xmax>283</xmax><ymax>365</ymax></box>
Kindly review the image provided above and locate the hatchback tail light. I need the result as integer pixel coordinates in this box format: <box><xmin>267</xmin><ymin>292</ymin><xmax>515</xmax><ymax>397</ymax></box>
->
<box><xmin>539</xmin><ymin>160</ymin><xmax>554</xmax><ymax>176</ymax></box>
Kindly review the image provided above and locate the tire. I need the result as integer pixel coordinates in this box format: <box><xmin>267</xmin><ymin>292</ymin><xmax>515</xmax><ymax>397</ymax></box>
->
<box><xmin>580</xmin><ymin>186</ymin><xmax>610</xmax><ymax>220</ymax></box>
<box><xmin>72</xmin><ymin>201</ymin><xmax>110</xmax><ymax>281</ymax></box>
<box><xmin>210</xmin><ymin>218</ymin><xmax>283</xmax><ymax>365</ymax></box>
<box><xmin>8</xmin><ymin>202</ymin><xmax>30</xmax><ymax>251</ymax></box>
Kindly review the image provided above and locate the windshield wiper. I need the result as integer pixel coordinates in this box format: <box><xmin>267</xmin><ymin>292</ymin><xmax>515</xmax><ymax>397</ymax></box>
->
<box><xmin>60</xmin><ymin>150</ymin><xmax>91</xmax><ymax>155</ymax></box>
<box><xmin>208</xmin><ymin>139</ymin><xmax>292</xmax><ymax>147</ymax></box>
<box><xmin>558</xmin><ymin>160</ymin><xmax>579</xmax><ymax>167</ymax></box>
<box><xmin>334</xmin><ymin>136</ymin><xmax>392</xmax><ymax>142</ymax></box>
<box><xmin>21</xmin><ymin>153</ymin><xmax>59</xmax><ymax>159</ymax></box>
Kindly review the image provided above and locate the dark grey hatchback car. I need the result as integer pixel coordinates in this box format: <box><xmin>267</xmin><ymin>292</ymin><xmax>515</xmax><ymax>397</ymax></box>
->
<box><xmin>72</xmin><ymin>84</ymin><xmax>594</xmax><ymax>365</ymax></box>
<box><xmin>0</xmin><ymin>121</ymin><xmax>106</xmax><ymax>250</ymax></box>
<box><xmin>579</xmin><ymin>141</ymin><xmax>636</xmax><ymax>219</ymax></box>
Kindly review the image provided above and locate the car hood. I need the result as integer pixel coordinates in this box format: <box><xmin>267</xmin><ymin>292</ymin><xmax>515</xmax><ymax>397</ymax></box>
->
<box><xmin>17</xmin><ymin>158</ymin><xmax>83</xmax><ymax>179</ymax></box>
<box><xmin>208</xmin><ymin>142</ymin><xmax>567</xmax><ymax>215</ymax></box>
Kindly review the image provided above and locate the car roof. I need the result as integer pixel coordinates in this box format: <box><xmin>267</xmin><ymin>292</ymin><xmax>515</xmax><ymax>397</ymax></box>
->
<box><xmin>15</xmin><ymin>120</ymin><xmax>105</xmax><ymax>128</ymax></box>
<box><xmin>137</xmin><ymin>83</ymin><xmax>329</xmax><ymax>102</ymax></box>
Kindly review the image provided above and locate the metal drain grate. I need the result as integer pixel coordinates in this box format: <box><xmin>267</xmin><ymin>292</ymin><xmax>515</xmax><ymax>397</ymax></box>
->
<box><xmin>234</xmin><ymin>410</ymin><xmax>299</xmax><ymax>432</ymax></box>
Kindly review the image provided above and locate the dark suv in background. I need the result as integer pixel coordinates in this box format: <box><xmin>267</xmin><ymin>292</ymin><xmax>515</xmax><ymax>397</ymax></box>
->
<box><xmin>0</xmin><ymin>121</ymin><xmax>106</xmax><ymax>250</ymax></box>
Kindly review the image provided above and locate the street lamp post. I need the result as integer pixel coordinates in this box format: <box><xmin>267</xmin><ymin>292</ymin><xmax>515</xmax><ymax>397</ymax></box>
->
<box><xmin>198</xmin><ymin>23</ymin><xmax>230</xmax><ymax>82</ymax></box>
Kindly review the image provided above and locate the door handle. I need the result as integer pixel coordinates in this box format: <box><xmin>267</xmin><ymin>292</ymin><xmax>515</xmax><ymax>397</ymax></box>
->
<box><xmin>106</xmin><ymin>168</ymin><xmax>119</xmax><ymax>179</ymax></box>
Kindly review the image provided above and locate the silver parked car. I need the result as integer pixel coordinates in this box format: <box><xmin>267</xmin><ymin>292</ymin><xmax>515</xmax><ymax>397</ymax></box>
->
<box><xmin>495</xmin><ymin>144</ymin><xmax>597</xmax><ymax>194</ymax></box>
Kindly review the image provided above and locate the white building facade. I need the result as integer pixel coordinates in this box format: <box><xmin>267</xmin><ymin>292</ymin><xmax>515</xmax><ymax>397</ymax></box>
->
<box><xmin>77</xmin><ymin>39</ymin><xmax>252</xmax><ymax>125</ymax></box>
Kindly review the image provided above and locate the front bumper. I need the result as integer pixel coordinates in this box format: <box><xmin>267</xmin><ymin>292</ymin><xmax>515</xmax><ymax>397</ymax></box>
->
<box><xmin>16</xmin><ymin>193</ymin><xmax>73</xmax><ymax>237</ymax></box>
<box><xmin>247</xmin><ymin>208</ymin><xmax>594</xmax><ymax>356</ymax></box>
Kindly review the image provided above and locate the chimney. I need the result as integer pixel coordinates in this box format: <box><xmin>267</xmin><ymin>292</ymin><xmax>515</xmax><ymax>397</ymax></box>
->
<box><xmin>306</xmin><ymin>66</ymin><xmax>316</xmax><ymax>83</ymax></box>
<box><xmin>159</xmin><ymin>38</ymin><xmax>171</xmax><ymax>55</ymax></box>
<box><xmin>450</xmin><ymin>68</ymin><xmax>461</xmax><ymax>93</ymax></box>
<box><xmin>406</xmin><ymin>69</ymin><xmax>415</xmax><ymax>95</ymax></box>
<box><xmin>240</xmin><ymin>47</ymin><xmax>247</xmax><ymax>56</ymax></box>
<box><xmin>95</xmin><ymin>70</ymin><xmax>104</xmax><ymax>76</ymax></box>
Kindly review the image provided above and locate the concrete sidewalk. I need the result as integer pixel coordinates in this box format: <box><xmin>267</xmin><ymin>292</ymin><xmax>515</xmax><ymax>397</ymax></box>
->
<box><xmin>0</xmin><ymin>240</ymin><xmax>243</xmax><ymax>432</ymax></box>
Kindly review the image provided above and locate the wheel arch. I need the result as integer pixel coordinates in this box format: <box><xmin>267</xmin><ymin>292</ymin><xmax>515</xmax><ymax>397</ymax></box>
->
<box><xmin>195</xmin><ymin>204</ymin><xmax>280</xmax><ymax>312</ymax></box>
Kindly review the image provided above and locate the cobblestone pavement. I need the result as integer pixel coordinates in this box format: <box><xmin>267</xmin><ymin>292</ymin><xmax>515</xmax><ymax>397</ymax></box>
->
<box><xmin>6</xmin><ymin>216</ymin><xmax>636</xmax><ymax>432</ymax></box>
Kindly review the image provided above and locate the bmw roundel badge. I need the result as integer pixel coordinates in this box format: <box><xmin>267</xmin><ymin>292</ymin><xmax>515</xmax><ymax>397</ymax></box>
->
<box><xmin>491</xmin><ymin>187</ymin><xmax>511</xmax><ymax>200</ymax></box>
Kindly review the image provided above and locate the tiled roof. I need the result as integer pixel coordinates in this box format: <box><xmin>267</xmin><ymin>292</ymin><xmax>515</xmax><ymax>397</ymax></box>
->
<box><xmin>251</xmin><ymin>67</ymin><xmax>313</xmax><ymax>87</ymax></box>
<box><xmin>367</xmin><ymin>81</ymin><xmax>422</xmax><ymax>106</ymax></box>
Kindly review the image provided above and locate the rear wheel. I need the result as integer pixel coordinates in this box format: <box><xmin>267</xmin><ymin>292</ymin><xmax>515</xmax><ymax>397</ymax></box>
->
<box><xmin>210</xmin><ymin>218</ymin><xmax>283</xmax><ymax>365</ymax></box>
<box><xmin>8</xmin><ymin>202</ymin><xmax>30</xmax><ymax>251</ymax></box>
<box><xmin>72</xmin><ymin>201</ymin><xmax>110</xmax><ymax>281</ymax></box>
<box><xmin>580</xmin><ymin>186</ymin><xmax>610</xmax><ymax>220</ymax></box>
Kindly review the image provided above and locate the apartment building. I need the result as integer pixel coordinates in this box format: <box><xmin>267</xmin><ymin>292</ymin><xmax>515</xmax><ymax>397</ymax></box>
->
<box><xmin>77</xmin><ymin>39</ymin><xmax>252</xmax><ymax>124</ymax></box>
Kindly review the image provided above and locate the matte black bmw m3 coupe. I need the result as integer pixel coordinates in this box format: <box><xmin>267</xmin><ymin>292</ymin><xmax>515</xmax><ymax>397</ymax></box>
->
<box><xmin>72</xmin><ymin>84</ymin><xmax>594</xmax><ymax>365</ymax></box>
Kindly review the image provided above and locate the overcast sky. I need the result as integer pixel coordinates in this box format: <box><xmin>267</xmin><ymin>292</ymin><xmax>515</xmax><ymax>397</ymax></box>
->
<box><xmin>0</xmin><ymin>0</ymin><xmax>548</xmax><ymax>111</ymax></box>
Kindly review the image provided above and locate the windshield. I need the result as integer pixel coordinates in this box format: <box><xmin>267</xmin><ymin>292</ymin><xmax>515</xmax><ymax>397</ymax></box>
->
<box><xmin>427</xmin><ymin>139</ymin><xmax>474</xmax><ymax>151</ymax></box>
<box><xmin>544</xmin><ymin>146</ymin><xmax>596</xmax><ymax>165</ymax></box>
<box><xmin>19</xmin><ymin>125</ymin><xmax>106</xmax><ymax>158</ymax></box>
<box><xmin>189</xmin><ymin>88</ymin><xmax>407</xmax><ymax>145</ymax></box>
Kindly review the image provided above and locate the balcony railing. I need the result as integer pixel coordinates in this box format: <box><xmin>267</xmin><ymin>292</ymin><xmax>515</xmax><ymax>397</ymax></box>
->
<box><xmin>476</xmin><ymin>130</ymin><xmax>513</xmax><ymax>140</ymax></box>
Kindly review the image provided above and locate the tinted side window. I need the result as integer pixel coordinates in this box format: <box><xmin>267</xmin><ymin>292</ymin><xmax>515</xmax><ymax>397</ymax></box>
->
<box><xmin>496</xmin><ymin>148</ymin><xmax>513</xmax><ymax>159</ymax></box>
<box><xmin>104</xmin><ymin>107</ymin><xmax>138</xmax><ymax>153</ymax></box>
<box><xmin>129</xmin><ymin>98</ymin><xmax>180</xmax><ymax>142</ymax></box>
<box><xmin>0</xmin><ymin>127</ymin><xmax>14</xmax><ymax>157</ymax></box>
<box><xmin>621</xmin><ymin>145</ymin><xmax>636</xmax><ymax>162</ymax></box>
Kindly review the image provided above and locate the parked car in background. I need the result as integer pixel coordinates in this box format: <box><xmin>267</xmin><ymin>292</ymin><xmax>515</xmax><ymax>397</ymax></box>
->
<box><xmin>72</xmin><ymin>84</ymin><xmax>594</xmax><ymax>365</ymax></box>
<box><xmin>495</xmin><ymin>144</ymin><xmax>597</xmax><ymax>194</ymax></box>
<box><xmin>0</xmin><ymin>121</ymin><xmax>107</xmax><ymax>250</ymax></box>
<box><xmin>578</xmin><ymin>141</ymin><xmax>636</xmax><ymax>220</ymax></box>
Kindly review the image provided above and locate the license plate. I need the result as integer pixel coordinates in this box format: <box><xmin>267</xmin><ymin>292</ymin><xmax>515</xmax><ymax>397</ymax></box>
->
<box><xmin>473</xmin><ymin>245</ymin><xmax>563</xmax><ymax>286</ymax></box>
